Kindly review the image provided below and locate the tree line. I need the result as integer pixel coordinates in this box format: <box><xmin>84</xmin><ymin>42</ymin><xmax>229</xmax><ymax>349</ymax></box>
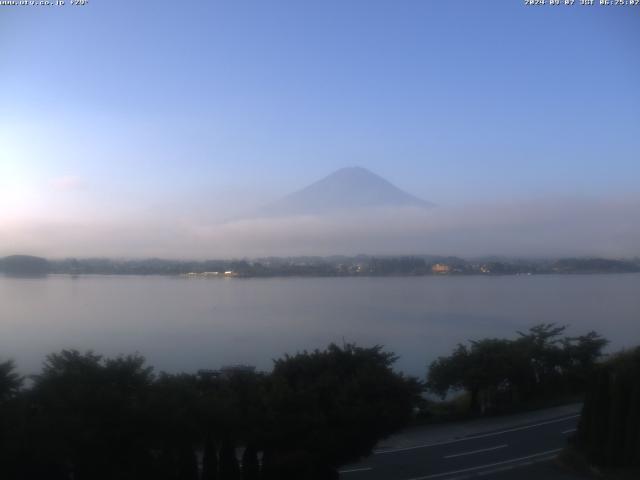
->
<box><xmin>0</xmin><ymin>344</ymin><xmax>421</xmax><ymax>480</ymax></box>
<box><xmin>426</xmin><ymin>324</ymin><xmax>608</xmax><ymax>414</ymax></box>
<box><xmin>2</xmin><ymin>254</ymin><xmax>639</xmax><ymax>277</ymax></box>
<box><xmin>0</xmin><ymin>325</ymin><xmax>616</xmax><ymax>479</ymax></box>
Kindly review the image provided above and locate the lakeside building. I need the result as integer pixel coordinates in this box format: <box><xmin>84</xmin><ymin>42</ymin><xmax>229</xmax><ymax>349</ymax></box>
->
<box><xmin>431</xmin><ymin>263</ymin><xmax>451</xmax><ymax>274</ymax></box>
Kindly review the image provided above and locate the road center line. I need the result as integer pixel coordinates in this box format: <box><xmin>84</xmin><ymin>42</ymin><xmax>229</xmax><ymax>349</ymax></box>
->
<box><xmin>444</xmin><ymin>444</ymin><xmax>508</xmax><ymax>459</ymax></box>
<box><xmin>405</xmin><ymin>448</ymin><xmax>563</xmax><ymax>480</ymax></box>
<box><xmin>339</xmin><ymin>467</ymin><xmax>373</xmax><ymax>474</ymax></box>
<box><xmin>375</xmin><ymin>414</ymin><xmax>579</xmax><ymax>454</ymax></box>
<box><xmin>562</xmin><ymin>428</ymin><xmax>577</xmax><ymax>434</ymax></box>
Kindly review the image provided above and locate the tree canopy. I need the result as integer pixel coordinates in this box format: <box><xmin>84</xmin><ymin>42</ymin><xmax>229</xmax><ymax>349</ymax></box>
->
<box><xmin>0</xmin><ymin>344</ymin><xmax>421</xmax><ymax>480</ymax></box>
<box><xmin>427</xmin><ymin>324</ymin><xmax>608</xmax><ymax>414</ymax></box>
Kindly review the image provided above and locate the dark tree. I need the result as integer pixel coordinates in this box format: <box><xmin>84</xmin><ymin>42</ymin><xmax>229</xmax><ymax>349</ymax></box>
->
<box><xmin>428</xmin><ymin>339</ymin><xmax>525</xmax><ymax>413</ymax></box>
<box><xmin>561</xmin><ymin>331</ymin><xmax>609</xmax><ymax>391</ymax></box>
<box><xmin>0</xmin><ymin>360</ymin><xmax>22</xmax><ymax>403</ymax></box>
<box><xmin>27</xmin><ymin>350</ymin><xmax>155</xmax><ymax>480</ymax></box>
<box><xmin>202</xmin><ymin>435</ymin><xmax>219</xmax><ymax>480</ymax></box>
<box><xmin>146</xmin><ymin>373</ymin><xmax>201</xmax><ymax>480</ymax></box>
<box><xmin>428</xmin><ymin>324</ymin><xmax>608</xmax><ymax>414</ymax></box>
<box><xmin>0</xmin><ymin>343</ymin><xmax>422</xmax><ymax>479</ymax></box>
<box><xmin>241</xmin><ymin>444</ymin><xmax>260</xmax><ymax>480</ymax></box>
<box><xmin>263</xmin><ymin>343</ymin><xmax>422</xmax><ymax>477</ymax></box>
<box><xmin>576</xmin><ymin>347</ymin><xmax>640</xmax><ymax>468</ymax></box>
<box><xmin>218</xmin><ymin>439</ymin><xmax>241</xmax><ymax>480</ymax></box>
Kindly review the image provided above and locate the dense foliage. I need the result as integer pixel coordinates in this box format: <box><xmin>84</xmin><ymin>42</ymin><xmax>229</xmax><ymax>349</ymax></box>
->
<box><xmin>575</xmin><ymin>347</ymin><xmax>640</xmax><ymax>468</ymax></box>
<box><xmin>426</xmin><ymin>324</ymin><xmax>608</xmax><ymax>414</ymax></box>
<box><xmin>0</xmin><ymin>344</ymin><xmax>421</xmax><ymax>480</ymax></box>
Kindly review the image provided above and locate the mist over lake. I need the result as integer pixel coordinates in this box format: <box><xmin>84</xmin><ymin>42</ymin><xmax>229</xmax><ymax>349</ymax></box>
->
<box><xmin>2</xmin><ymin>273</ymin><xmax>639</xmax><ymax>377</ymax></box>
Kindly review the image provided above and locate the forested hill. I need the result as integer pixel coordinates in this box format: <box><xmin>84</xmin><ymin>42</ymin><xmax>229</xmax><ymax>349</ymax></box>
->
<box><xmin>0</xmin><ymin>255</ymin><xmax>50</xmax><ymax>275</ymax></box>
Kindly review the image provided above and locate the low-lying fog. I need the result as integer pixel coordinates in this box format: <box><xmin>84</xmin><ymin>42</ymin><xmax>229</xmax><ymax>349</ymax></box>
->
<box><xmin>2</xmin><ymin>196</ymin><xmax>638</xmax><ymax>259</ymax></box>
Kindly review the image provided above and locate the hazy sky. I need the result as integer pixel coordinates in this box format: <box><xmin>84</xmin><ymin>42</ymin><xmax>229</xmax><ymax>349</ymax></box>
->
<box><xmin>1</xmin><ymin>1</ymin><xmax>639</xmax><ymax>257</ymax></box>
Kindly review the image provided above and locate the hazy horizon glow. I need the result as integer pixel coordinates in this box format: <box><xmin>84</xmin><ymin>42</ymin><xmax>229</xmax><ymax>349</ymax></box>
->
<box><xmin>2</xmin><ymin>195</ymin><xmax>639</xmax><ymax>260</ymax></box>
<box><xmin>1</xmin><ymin>1</ymin><xmax>639</xmax><ymax>258</ymax></box>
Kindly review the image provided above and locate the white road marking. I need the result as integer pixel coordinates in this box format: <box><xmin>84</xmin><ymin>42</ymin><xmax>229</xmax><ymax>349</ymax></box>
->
<box><xmin>443</xmin><ymin>444</ymin><xmax>508</xmax><ymax>459</ymax></box>
<box><xmin>375</xmin><ymin>414</ymin><xmax>579</xmax><ymax>454</ymax></box>
<box><xmin>339</xmin><ymin>466</ymin><xmax>373</xmax><ymax>474</ymax></box>
<box><xmin>405</xmin><ymin>448</ymin><xmax>563</xmax><ymax>480</ymax></box>
<box><xmin>562</xmin><ymin>428</ymin><xmax>577</xmax><ymax>434</ymax></box>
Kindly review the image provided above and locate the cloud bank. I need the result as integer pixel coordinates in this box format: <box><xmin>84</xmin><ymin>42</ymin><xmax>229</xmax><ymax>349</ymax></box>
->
<box><xmin>2</xmin><ymin>195</ymin><xmax>639</xmax><ymax>259</ymax></box>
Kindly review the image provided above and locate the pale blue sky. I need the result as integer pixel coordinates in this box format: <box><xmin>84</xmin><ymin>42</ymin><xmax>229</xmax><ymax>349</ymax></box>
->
<box><xmin>1</xmin><ymin>1</ymin><xmax>639</xmax><ymax>257</ymax></box>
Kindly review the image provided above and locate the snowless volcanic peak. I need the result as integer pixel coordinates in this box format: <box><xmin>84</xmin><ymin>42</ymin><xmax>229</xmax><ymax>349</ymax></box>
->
<box><xmin>259</xmin><ymin>167</ymin><xmax>434</xmax><ymax>217</ymax></box>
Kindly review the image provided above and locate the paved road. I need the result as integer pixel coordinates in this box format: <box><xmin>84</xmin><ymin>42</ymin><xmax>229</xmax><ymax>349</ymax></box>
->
<box><xmin>339</xmin><ymin>407</ymin><xmax>583</xmax><ymax>480</ymax></box>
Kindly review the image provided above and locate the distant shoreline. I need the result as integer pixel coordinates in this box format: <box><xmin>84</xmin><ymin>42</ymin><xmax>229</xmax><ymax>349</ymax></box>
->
<box><xmin>23</xmin><ymin>271</ymin><xmax>640</xmax><ymax>279</ymax></box>
<box><xmin>2</xmin><ymin>254</ymin><xmax>638</xmax><ymax>278</ymax></box>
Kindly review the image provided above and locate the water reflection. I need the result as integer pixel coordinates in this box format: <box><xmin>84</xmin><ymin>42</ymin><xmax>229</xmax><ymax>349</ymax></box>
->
<box><xmin>0</xmin><ymin>274</ymin><xmax>638</xmax><ymax>377</ymax></box>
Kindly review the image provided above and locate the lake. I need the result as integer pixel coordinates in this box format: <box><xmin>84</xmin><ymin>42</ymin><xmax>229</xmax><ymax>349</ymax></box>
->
<box><xmin>1</xmin><ymin>274</ymin><xmax>639</xmax><ymax>377</ymax></box>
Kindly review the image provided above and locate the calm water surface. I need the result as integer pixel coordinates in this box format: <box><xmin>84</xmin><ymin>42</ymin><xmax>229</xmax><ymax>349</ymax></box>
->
<box><xmin>1</xmin><ymin>274</ymin><xmax>639</xmax><ymax>377</ymax></box>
